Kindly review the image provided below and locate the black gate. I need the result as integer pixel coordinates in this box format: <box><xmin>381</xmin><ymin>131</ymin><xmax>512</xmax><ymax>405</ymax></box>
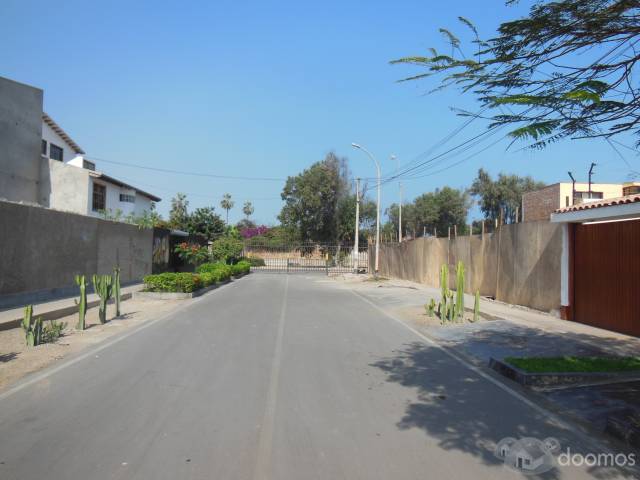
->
<box><xmin>242</xmin><ymin>242</ymin><xmax>369</xmax><ymax>274</ymax></box>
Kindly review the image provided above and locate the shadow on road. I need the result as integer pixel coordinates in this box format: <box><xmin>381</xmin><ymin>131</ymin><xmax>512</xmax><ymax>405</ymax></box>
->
<box><xmin>371</xmin><ymin>341</ymin><xmax>634</xmax><ymax>479</ymax></box>
<box><xmin>0</xmin><ymin>352</ymin><xmax>18</xmax><ymax>363</ymax></box>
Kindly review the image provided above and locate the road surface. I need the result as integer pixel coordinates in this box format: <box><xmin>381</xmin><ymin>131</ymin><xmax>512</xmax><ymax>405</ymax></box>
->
<box><xmin>0</xmin><ymin>274</ymin><xmax>633</xmax><ymax>479</ymax></box>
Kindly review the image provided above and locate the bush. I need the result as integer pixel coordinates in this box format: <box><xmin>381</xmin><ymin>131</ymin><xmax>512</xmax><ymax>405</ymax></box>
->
<box><xmin>243</xmin><ymin>256</ymin><xmax>265</xmax><ymax>267</ymax></box>
<box><xmin>231</xmin><ymin>260</ymin><xmax>251</xmax><ymax>276</ymax></box>
<box><xmin>210</xmin><ymin>236</ymin><xmax>244</xmax><ymax>264</ymax></box>
<box><xmin>196</xmin><ymin>263</ymin><xmax>233</xmax><ymax>282</ymax></box>
<box><xmin>143</xmin><ymin>272</ymin><xmax>203</xmax><ymax>293</ymax></box>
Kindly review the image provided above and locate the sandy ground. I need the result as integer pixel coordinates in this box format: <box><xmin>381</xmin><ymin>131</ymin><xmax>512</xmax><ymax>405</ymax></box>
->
<box><xmin>0</xmin><ymin>296</ymin><xmax>184</xmax><ymax>391</ymax></box>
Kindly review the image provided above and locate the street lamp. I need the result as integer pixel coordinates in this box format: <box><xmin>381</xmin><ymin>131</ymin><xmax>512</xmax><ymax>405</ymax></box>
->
<box><xmin>351</xmin><ymin>142</ymin><xmax>381</xmax><ymax>274</ymax></box>
<box><xmin>391</xmin><ymin>154</ymin><xmax>402</xmax><ymax>242</ymax></box>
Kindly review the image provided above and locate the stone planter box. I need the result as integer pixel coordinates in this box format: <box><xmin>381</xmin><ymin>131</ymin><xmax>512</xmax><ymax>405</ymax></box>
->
<box><xmin>489</xmin><ymin>357</ymin><xmax>640</xmax><ymax>388</ymax></box>
<box><xmin>134</xmin><ymin>279</ymin><xmax>231</xmax><ymax>300</ymax></box>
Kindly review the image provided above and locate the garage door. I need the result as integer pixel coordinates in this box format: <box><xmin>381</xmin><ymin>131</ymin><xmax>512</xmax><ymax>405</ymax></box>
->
<box><xmin>574</xmin><ymin>219</ymin><xmax>640</xmax><ymax>336</ymax></box>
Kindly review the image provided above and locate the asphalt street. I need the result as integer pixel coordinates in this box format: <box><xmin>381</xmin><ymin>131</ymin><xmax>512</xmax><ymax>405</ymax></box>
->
<box><xmin>0</xmin><ymin>274</ymin><xmax>634</xmax><ymax>479</ymax></box>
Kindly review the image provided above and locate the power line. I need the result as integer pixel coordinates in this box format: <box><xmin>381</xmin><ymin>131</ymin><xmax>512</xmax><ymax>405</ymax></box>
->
<box><xmin>86</xmin><ymin>156</ymin><xmax>286</xmax><ymax>182</ymax></box>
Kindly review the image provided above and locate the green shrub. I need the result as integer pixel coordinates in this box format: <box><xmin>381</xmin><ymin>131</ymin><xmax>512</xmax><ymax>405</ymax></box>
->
<box><xmin>231</xmin><ymin>260</ymin><xmax>251</xmax><ymax>276</ymax></box>
<box><xmin>210</xmin><ymin>236</ymin><xmax>244</xmax><ymax>264</ymax></box>
<box><xmin>143</xmin><ymin>272</ymin><xmax>203</xmax><ymax>293</ymax></box>
<box><xmin>196</xmin><ymin>262</ymin><xmax>232</xmax><ymax>282</ymax></box>
<box><xmin>243</xmin><ymin>256</ymin><xmax>265</xmax><ymax>267</ymax></box>
<box><xmin>42</xmin><ymin>319</ymin><xmax>67</xmax><ymax>343</ymax></box>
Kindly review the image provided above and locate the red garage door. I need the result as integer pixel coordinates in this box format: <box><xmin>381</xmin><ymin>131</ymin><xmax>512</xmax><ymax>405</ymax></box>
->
<box><xmin>574</xmin><ymin>219</ymin><xmax>640</xmax><ymax>336</ymax></box>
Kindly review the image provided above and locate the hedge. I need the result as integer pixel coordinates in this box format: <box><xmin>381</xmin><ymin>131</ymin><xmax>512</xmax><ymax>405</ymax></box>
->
<box><xmin>231</xmin><ymin>260</ymin><xmax>251</xmax><ymax>276</ymax></box>
<box><xmin>143</xmin><ymin>272</ymin><xmax>203</xmax><ymax>293</ymax></box>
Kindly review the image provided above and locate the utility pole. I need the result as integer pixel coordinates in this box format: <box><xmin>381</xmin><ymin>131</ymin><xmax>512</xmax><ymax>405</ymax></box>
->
<box><xmin>568</xmin><ymin>171</ymin><xmax>576</xmax><ymax>206</ymax></box>
<box><xmin>588</xmin><ymin>163</ymin><xmax>596</xmax><ymax>199</ymax></box>
<box><xmin>354</xmin><ymin>178</ymin><xmax>360</xmax><ymax>273</ymax></box>
<box><xmin>391</xmin><ymin>154</ymin><xmax>402</xmax><ymax>243</ymax></box>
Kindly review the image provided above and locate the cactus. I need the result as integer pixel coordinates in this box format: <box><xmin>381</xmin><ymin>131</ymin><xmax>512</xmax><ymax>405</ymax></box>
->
<box><xmin>440</xmin><ymin>264</ymin><xmax>449</xmax><ymax>300</ymax></box>
<box><xmin>448</xmin><ymin>291</ymin><xmax>456</xmax><ymax>322</ymax></box>
<box><xmin>473</xmin><ymin>290</ymin><xmax>480</xmax><ymax>322</ymax></box>
<box><xmin>425</xmin><ymin>298</ymin><xmax>436</xmax><ymax>317</ymax></box>
<box><xmin>74</xmin><ymin>275</ymin><xmax>87</xmax><ymax>330</ymax></box>
<box><xmin>113</xmin><ymin>267</ymin><xmax>121</xmax><ymax>317</ymax></box>
<box><xmin>92</xmin><ymin>274</ymin><xmax>113</xmax><ymax>324</ymax></box>
<box><xmin>22</xmin><ymin>305</ymin><xmax>43</xmax><ymax>346</ymax></box>
<box><xmin>455</xmin><ymin>261</ymin><xmax>465</xmax><ymax>319</ymax></box>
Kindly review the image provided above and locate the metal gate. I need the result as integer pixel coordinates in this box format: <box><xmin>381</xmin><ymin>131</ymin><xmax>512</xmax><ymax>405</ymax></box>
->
<box><xmin>242</xmin><ymin>242</ymin><xmax>369</xmax><ymax>274</ymax></box>
<box><xmin>573</xmin><ymin>219</ymin><xmax>640</xmax><ymax>336</ymax></box>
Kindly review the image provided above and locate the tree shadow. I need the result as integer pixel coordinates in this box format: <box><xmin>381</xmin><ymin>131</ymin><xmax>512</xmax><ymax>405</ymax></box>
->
<box><xmin>371</xmin><ymin>342</ymin><xmax>636</xmax><ymax>479</ymax></box>
<box><xmin>0</xmin><ymin>352</ymin><xmax>18</xmax><ymax>363</ymax></box>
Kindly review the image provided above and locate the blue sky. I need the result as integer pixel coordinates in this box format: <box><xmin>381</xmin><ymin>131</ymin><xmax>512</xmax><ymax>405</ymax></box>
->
<box><xmin>2</xmin><ymin>0</ymin><xmax>638</xmax><ymax>224</ymax></box>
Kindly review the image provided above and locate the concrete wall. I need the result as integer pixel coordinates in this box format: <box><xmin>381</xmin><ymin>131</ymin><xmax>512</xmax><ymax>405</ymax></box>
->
<box><xmin>372</xmin><ymin>220</ymin><xmax>562</xmax><ymax>312</ymax></box>
<box><xmin>0</xmin><ymin>77</ymin><xmax>43</xmax><ymax>204</ymax></box>
<box><xmin>39</xmin><ymin>158</ymin><xmax>91</xmax><ymax>212</ymax></box>
<box><xmin>0</xmin><ymin>200</ymin><xmax>153</xmax><ymax>302</ymax></box>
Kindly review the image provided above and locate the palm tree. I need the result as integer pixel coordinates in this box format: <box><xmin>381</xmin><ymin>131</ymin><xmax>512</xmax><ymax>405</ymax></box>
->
<box><xmin>242</xmin><ymin>201</ymin><xmax>254</xmax><ymax>219</ymax></box>
<box><xmin>220</xmin><ymin>193</ymin><xmax>234</xmax><ymax>224</ymax></box>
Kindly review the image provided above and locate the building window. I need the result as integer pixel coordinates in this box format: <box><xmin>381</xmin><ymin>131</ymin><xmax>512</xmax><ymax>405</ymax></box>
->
<box><xmin>50</xmin><ymin>143</ymin><xmax>64</xmax><ymax>161</ymax></box>
<box><xmin>119</xmin><ymin>193</ymin><xmax>135</xmax><ymax>203</ymax></box>
<box><xmin>92</xmin><ymin>183</ymin><xmax>106</xmax><ymax>211</ymax></box>
<box><xmin>565</xmin><ymin>196</ymin><xmax>570</xmax><ymax>207</ymax></box>
<box><xmin>623</xmin><ymin>185</ymin><xmax>640</xmax><ymax>196</ymax></box>
<box><xmin>41</xmin><ymin>140</ymin><xmax>47</xmax><ymax>156</ymax></box>
<box><xmin>574</xmin><ymin>191</ymin><xmax>603</xmax><ymax>200</ymax></box>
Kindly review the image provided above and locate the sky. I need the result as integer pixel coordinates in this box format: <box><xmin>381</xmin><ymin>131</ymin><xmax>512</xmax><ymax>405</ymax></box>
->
<box><xmin>2</xmin><ymin>0</ymin><xmax>638</xmax><ymax>225</ymax></box>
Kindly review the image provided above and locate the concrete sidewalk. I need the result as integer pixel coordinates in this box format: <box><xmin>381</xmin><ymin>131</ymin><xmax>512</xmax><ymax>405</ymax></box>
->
<box><xmin>0</xmin><ymin>283</ymin><xmax>143</xmax><ymax>330</ymax></box>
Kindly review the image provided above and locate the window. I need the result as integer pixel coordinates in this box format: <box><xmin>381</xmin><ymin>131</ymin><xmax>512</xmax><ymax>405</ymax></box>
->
<box><xmin>623</xmin><ymin>185</ymin><xmax>640</xmax><ymax>196</ymax></box>
<box><xmin>119</xmin><ymin>193</ymin><xmax>135</xmax><ymax>203</ymax></box>
<box><xmin>574</xmin><ymin>191</ymin><xmax>603</xmax><ymax>200</ymax></box>
<box><xmin>50</xmin><ymin>143</ymin><xmax>63</xmax><ymax>161</ymax></box>
<box><xmin>565</xmin><ymin>196</ymin><xmax>570</xmax><ymax>207</ymax></box>
<box><xmin>41</xmin><ymin>140</ymin><xmax>47</xmax><ymax>156</ymax></box>
<box><xmin>92</xmin><ymin>183</ymin><xmax>106</xmax><ymax>211</ymax></box>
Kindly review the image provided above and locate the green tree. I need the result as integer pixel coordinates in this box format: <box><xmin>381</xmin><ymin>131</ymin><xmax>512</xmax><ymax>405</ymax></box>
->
<box><xmin>387</xmin><ymin>187</ymin><xmax>470</xmax><ymax>237</ymax></box>
<box><xmin>169</xmin><ymin>193</ymin><xmax>189</xmax><ymax>230</ymax></box>
<box><xmin>392</xmin><ymin>1</ymin><xmax>640</xmax><ymax>148</ymax></box>
<box><xmin>470</xmin><ymin>168</ymin><xmax>545</xmax><ymax>224</ymax></box>
<box><xmin>278</xmin><ymin>152</ymin><xmax>350</xmax><ymax>243</ymax></box>
<box><xmin>335</xmin><ymin>194</ymin><xmax>377</xmax><ymax>243</ymax></box>
<box><xmin>186</xmin><ymin>207</ymin><xmax>225</xmax><ymax>241</ymax></box>
<box><xmin>220</xmin><ymin>193</ymin><xmax>234</xmax><ymax>224</ymax></box>
<box><xmin>242</xmin><ymin>201</ymin><xmax>254</xmax><ymax>219</ymax></box>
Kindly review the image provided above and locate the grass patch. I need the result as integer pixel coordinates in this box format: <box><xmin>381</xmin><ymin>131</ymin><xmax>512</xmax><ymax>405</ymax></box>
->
<box><xmin>365</xmin><ymin>276</ymin><xmax>389</xmax><ymax>282</ymax></box>
<box><xmin>505</xmin><ymin>356</ymin><xmax>640</xmax><ymax>373</ymax></box>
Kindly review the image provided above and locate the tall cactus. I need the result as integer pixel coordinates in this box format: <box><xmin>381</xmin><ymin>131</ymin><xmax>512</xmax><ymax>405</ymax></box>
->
<box><xmin>440</xmin><ymin>264</ymin><xmax>449</xmax><ymax>301</ymax></box>
<box><xmin>455</xmin><ymin>261</ymin><xmax>465</xmax><ymax>319</ymax></box>
<box><xmin>92</xmin><ymin>274</ymin><xmax>113</xmax><ymax>324</ymax></box>
<box><xmin>113</xmin><ymin>267</ymin><xmax>121</xmax><ymax>317</ymax></box>
<box><xmin>473</xmin><ymin>290</ymin><xmax>480</xmax><ymax>322</ymax></box>
<box><xmin>74</xmin><ymin>275</ymin><xmax>87</xmax><ymax>330</ymax></box>
<box><xmin>22</xmin><ymin>305</ymin><xmax>43</xmax><ymax>346</ymax></box>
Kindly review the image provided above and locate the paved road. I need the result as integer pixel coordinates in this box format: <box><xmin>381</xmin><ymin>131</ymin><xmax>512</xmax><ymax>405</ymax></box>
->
<box><xmin>0</xmin><ymin>274</ymin><xmax>634</xmax><ymax>479</ymax></box>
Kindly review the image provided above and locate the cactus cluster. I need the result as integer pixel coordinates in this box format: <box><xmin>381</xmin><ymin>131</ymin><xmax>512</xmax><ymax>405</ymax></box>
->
<box><xmin>74</xmin><ymin>275</ymin><xmax>87</xmax><ymax>330</ymax></box>
<box><xmin>93</xmin><ymin>274</ymin><xmax>113</xmax><ymax>324</ymax></box>
<box><xmin>473</xmin><ymin>290</ymin><xmax>481</xmax><ymax>322</ymax></box>
<box><xmin>435</xmin><ymin>261</ymin><xmax>470</xmax><ymax>324</ymax></box>
<box><xmin>22</xmin><ymin>305</ymin><xmax>43</xmax><ymax>347</ymax></box>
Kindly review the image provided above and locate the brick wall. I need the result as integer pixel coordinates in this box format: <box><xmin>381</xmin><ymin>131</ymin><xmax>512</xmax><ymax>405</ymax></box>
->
<box><xmin>522</xmin><ymin>184</ymin><xmax>560</xmax><ymax>222</ymax></box>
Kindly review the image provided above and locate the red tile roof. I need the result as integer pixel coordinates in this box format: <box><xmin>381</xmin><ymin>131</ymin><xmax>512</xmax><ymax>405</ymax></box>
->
<box><xmin>554</xmin><ymin>194</ymin><xmax>640</xmax><ymax>214</ymax></box>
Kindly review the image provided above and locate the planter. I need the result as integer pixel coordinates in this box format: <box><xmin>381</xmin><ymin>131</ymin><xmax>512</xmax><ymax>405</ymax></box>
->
<box><xmin>489</xmin><ymin>357</ymin><xmax>640</xmax><ymax>388</ymax></box>
<box><xmin>135</xmin><ymin>279</ymin><xmax>230</xmax><ymax>300</ymax></box>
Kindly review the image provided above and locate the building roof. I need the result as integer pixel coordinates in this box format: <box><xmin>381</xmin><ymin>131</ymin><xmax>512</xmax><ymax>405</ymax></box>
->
<box><xmin>42</xmin><ymin>113</ymin><xmax>85</xmax><ymax>154</ymax></box>
<box><xmin>89</xmin><ymin>171</ymin><xmax>162</xmax><ymax>202</ymax></box>
<box><xmin>554</xmin><ymin>194</ymin><xmax>640</xmax><ymax>214</ymax></box>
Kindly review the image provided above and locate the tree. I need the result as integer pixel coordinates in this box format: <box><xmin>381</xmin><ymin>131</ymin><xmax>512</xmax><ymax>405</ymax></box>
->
<box><xmin>169</xmin><ymin>193</ymin><xmax>189</xmax><ymax>230</ymax></box>
<box><xmin>186</xmin><ymin>207</ymin><xmax>225</xmax><ymax>241</ymax></box>
<box><xmin>220</xmin><ymin>193</ymin><xmax>234</xmax><ymax>224</ymax></box>
<box><xmin>386</xmin><ymin>187</ymin><xmax>471</xmax><ymax>237</ymax></box>
<box><xmin>236</xmin><ymin>218</ymin><xmax>257</xmax><ymax>231</ymax></box>
<box><xmin>392</xmin><ymin>1</ymin><xmax>640</xmax><ymax>148</ymax></box>
<box><xmin>242</xmin><ymin>201</ymin><xmax>254</xmax><ymax>219</ymax></box>
<box><xmin>335</xmin><ymin>194</ymin><xmax>377</xmax><ymax>243</ymax></box>
<box><xmin>470</xmin><ymin>168</ymin><xmax>545</xmax><ymax>224</ymax></box>
<box><xmin>278</xmin><ymin>152</ymin><xmax>350</xmax><ymax>243</ymax></box>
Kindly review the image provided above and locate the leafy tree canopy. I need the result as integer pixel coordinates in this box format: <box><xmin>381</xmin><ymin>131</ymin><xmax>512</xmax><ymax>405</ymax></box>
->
<box><xmin>169</xmin><ymin>193</ymin><xmax>189</xmax><ymax>230</ymax></box>
<box><xmin>186</xmin><ymin>206</ymin><xmax>225</xmax><ymax>241</ymax></box>
<box><xmin>392</xmin><ymin>0</ymin><xmax>640</xmax><ymax>147</ymax></box>
<box><xmin>470</xmin><ymin>168</ymin><xmax>545</xmax><ymax>223</ymax></box>
<box><xmin>278</xmin><ymin>152</ymin><xmax>351</xmax><ymax>243</ymax></box>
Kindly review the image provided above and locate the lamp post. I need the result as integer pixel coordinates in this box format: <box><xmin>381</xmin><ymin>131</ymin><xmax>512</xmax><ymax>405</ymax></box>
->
<box><xmin>352</xmin><ymin>143</ymin><xmax>381</xmax><ymax>274</ymax></box>
<box><xmin>391</xmin><ymin>154</ymin><xmax>401</xmax><ymax>242</ymax></box>
<box><xmin>354</xmin><ymin>178</ymin><xmax>360</xmax><ymax>273</ymax></box>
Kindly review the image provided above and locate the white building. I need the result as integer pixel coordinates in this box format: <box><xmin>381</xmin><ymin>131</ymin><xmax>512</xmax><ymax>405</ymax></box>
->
<box><xmin>40</xmin><ymin>113</ymin><xmax>160</xmax><ymax>217</ymax></box>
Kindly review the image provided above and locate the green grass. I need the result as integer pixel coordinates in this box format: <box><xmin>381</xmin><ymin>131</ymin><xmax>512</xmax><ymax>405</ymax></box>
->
<box><xmin>505</xmin><ymin>356</ymin><xmax>640</xmax><ymax>373</ymax></box>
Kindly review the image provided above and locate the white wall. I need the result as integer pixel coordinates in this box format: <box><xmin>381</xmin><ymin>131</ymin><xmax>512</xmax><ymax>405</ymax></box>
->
<box><xmin>42</xmin><ymin>160</ymin><xmax>91</xmax><ymax>214</ymax></box>
<box><xmin>41</xmin><ymin>121</ymin><xmax>83</xmax><ymax>164</ymax></box>
<box><xmin>88</xmin><ymin>178</ymin><xmax>154</xmax><ymax>218</ymax></box>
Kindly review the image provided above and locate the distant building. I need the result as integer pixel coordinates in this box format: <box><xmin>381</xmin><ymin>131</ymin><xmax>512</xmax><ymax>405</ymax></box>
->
<box><xmin>0</xmin><ymin>75</ymin><xmax>160</xmax><ymax>217</ymax></box>
<box><xmin>522</xmin><ymin>182</ymin><xmax>640</xmax><ymax>222</ymax></box>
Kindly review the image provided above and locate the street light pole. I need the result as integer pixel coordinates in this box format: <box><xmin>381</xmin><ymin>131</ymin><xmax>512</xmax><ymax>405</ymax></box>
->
<box><xmin>391</xmin><ymin>154</ymin><xmax>401</xmax><ymax>242</ymax></box>
<box><xmin>352</xmin><ymin>143</ymin><xmax>381</xmax><ymax>274</ymax></box>
<box><xmin>354</xmin><ymin>177</ymin><xmax>360</xmax><ymax>273</ymax></box>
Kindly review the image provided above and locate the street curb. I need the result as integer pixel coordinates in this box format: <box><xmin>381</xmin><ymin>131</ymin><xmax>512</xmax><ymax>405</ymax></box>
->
<box><xmin>133</xmin><ymin>280</ymin><xmax>231</xmax><ymax>300</ymax></box>
<box><xmin>0</xmin><ymin>293</ymin><xmax>134</xmax><ymax>331</ymax></box>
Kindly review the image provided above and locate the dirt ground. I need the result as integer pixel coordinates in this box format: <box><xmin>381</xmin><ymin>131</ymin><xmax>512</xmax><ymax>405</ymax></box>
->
<box><xmin>0</xmin><ymin>297</ymin><xmax>184</xmax><ymax>391</ymax></box>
